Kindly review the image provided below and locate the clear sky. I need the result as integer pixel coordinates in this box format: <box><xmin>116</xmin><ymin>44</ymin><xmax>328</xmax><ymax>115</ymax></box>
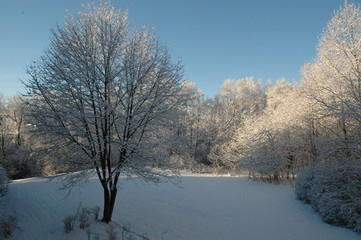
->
<box><xmin>0</xmin><ymin>0</ymin><xmax>355</xmax><ymax>97</ymax></box>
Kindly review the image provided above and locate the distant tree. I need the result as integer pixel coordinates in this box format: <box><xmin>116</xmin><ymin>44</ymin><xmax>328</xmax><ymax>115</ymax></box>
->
<box><xmin>0</xmin><ymin>94</ymin><xmax>5</xmax><ymax>158</ymax></box>
<box><xmin>6</xmin><ymin>95</ymin><xmax>25</xmax><ymax>148</ymax></box>
<box><xmin>301</xmin><ymin>1</ymin><xmax>361</xmax><ymax>161</ymax></box>
<box><xmin>226</xmin><ymin>80</ymin><xmax>315</xmax><ymax>180</ymax></box>
<box><xmin>208</xmin><ymin>78</ymin><xmax>266</xmax><ymax>171</ymax></box>
<box><xmin>24</xmin><ymin>3</ymin><xmax>184</xmax><ymax>223</ymax></box>
<box><xmin>169</xmin><ymin>81</ymin><xmax>216</xmax><ymax>168</ymax></box>
<box><xmin>0</xmin><ymin>94</ymin><xmax>33</xmax><ymax>179</ymax></box>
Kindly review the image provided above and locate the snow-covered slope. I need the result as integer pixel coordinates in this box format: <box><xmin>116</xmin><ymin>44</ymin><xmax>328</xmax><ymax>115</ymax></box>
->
<box><xmin>1</xmin><ymin>173</ymin><xmax>360</xmax><ymax>240</ymax></box>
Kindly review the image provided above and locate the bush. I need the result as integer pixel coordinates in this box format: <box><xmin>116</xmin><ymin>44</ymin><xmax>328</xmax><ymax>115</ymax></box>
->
<box><xmin>91</xmin><ymin>206</ymin><xmax>100</xmax><ymax>221</ymax></box>
<box><xmin>295</xmin><ymin>162</ymin><xmax>361</xmax><ymax>233</ymax></box>
<box><xmin>0</xmin><ymin>147</ymin><xmax>37</xmax><ymax>180</ymax></box>
<box><xmin>0</xmin><ymin>215</ymin><xmax>18</xmax><ymax>239</ymax></box>
<box><xmin>11</xmin><ymin>161</ymin><xmax>32</xmax><ymax>180</ymax></box>
<box><xmin>294</xmin><ymin>166</ymin><xmax>319</xmax><ymax>203</ymax></box>
<box><xmin>79</xmin><ymin>208</ymin><xmax>92</xmax><ymax>229</ymax></box>
<box><xmin>0</xmin><ymin>166</ymin><xmax>9</xmax><ymax>197</ymax></box>
<box><xmin>106</xmin><ymin>224</ymin><xmax>118</xmax><ymax>240</ymax></box>
<box><xmin>63</xmin><ymin>215</ymin><xmax>76</xmax><ymax>233</ymax></box>
<box><xmin>63</xmin><ymin>205</ymin><xmax>101</xmax><ymax>233</ymax></box>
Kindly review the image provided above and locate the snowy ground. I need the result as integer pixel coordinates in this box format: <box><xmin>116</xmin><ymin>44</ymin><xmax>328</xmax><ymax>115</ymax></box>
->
<box><xmin>1</xmin><ymin>173</ymin><xmax>360</xmax><ymax>240</ymax></box>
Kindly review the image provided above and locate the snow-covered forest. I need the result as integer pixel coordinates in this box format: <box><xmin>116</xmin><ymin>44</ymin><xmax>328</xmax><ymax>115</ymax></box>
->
<box><xmin>1</xmin><ymin>1</ymin><xmax>361</xmax><ymax>238</ymax></box>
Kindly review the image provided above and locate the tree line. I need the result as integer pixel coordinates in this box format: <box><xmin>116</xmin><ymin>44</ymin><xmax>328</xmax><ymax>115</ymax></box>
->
<box><xmin>173</xmin><ymin>2</ymin><xmax>361</xmax><ymax>181</ymax></box>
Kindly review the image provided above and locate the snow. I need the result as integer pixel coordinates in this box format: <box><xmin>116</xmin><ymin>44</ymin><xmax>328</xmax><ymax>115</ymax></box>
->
<box><xmin>1</xmin><ymin>173</ymin><xmax>360</xmax><ymax>240</ymax></box>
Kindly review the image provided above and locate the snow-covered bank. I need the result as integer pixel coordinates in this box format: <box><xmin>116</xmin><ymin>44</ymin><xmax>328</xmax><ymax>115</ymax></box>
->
<box><xmin>1</xmin><ymin>174</ymin><xmax>360</xmax><ymax>240</ymax></box>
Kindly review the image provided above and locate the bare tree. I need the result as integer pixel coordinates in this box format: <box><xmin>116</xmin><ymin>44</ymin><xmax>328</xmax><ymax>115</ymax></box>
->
<box><xmin>6</xmin><ymin>95</ymin><xmax>25</xmax><ymax>148</ymax></box>
<box><xmin>24</xmin><ymin>2</ymin><xmax>184</xmax><ymax>223</ymax></box>
<box><xmin>0</xmin><ymin>94</ymin><xmax>5</xmax><ymax>157</ymax></box>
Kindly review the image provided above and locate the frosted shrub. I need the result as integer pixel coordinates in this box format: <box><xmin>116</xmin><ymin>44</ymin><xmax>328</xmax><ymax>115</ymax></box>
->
<box><xmin>91</xmin><ymin>206</ymin><xmax>100</xmax><ymax>221</ymax></box>
<box><xmin>295</xmin><ymin>162</ymin><xmax>361</xmax><ymax>233</ymax></box>
<box><xmin>294</xmin><ymin>166</ymin><xmax>321</xmax><ymax>203</ymax></box>
<box><xmin>0</xmin><ymin>215</ymin><xmax>17</xmax><ymax>239</ymax></box>
<box><xmin>63</xmin><ymin>215</ymin><xmax>76</xmax><ymax>233</ymax></box>
<box><xmin>64</xmin><ymin>205</ymin><xmax>101</xmax><ymax>233</ymax></box>
<box><xmin>107</xmin><ymin>224</ymin><xmax>118</xmax><ymax>240</ymax></box>
<box><xmin>79</xmin><ymin>208</ymin><xmax>92</xmax><ymax>229</ymax></box>
<box><xmin>0</xmin><ymin>166</ymin><xmax>9</xmax><ymax>197</ymax></box>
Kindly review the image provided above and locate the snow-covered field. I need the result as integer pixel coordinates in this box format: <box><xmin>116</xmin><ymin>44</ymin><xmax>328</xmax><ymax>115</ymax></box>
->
<box><xmin>1</xmin><ymin>173</ymin><xmax>360</xmax><ymax>240</ymax></box>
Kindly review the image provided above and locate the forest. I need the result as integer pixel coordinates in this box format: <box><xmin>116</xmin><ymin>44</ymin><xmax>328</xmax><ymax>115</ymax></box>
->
<box><xmin>0</xmin><ymin>1</ymin><xmax>361</xmax><ymax>235</ymax></box>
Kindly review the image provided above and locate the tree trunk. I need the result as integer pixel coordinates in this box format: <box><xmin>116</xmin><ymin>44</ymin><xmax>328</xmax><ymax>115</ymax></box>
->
<box><xmin>0</xmin><ymin>135</ymin><xmax>4</xmax><ymax>157</ymax></box>
<box><xmin>16</xmin><ymin>130</ymin><xmax>21</xmax><ymax>148</ymax></box>
<box><xmin>102</xmin><ymin>184</ymin><xmax>118</xmax><ymax>223</ymax></box>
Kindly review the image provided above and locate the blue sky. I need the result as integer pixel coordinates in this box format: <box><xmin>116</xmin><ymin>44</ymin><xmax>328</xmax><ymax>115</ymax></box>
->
<box><xmin>0</xmin><ymin>0</ymin><xmax>354</xmax><ymax>97</ymax></box>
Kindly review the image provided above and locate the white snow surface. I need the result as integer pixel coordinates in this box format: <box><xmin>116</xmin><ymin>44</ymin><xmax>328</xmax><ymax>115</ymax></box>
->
<box><xmin>1</xmin><ymin>172</ymin><xmax>360</xmax><ymax>240</ymax></box>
